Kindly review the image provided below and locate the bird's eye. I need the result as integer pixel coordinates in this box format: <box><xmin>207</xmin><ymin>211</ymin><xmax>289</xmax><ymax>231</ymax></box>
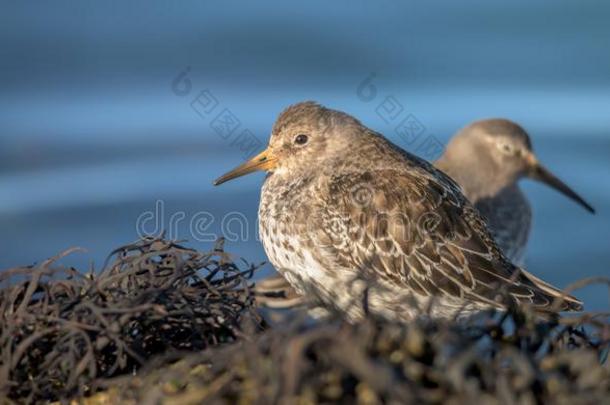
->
<box><xmin>498</xmin><ymin>142</ymin><xmax>514</xmax><ymax>155</ymax></box>
<box><xmin>294</xmin><ymin>134</ymin><xmax>309</xmax><ymax>145</ymax></box>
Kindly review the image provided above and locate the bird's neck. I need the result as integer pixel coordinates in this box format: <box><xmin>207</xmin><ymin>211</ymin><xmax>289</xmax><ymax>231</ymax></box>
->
<box><xmin>434</xmin><ymin>153</ymin><xmax>517</xmax><ymax>203</ymax></box>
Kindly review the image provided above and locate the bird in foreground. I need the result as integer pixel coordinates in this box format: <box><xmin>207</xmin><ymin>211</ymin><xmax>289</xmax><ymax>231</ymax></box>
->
<box><xmin>214</xmin><ymin>102</ymin><xmax>582</xmax><ymax>321</ymax></box>
<box><xmin>255</xmin><ymin>118</ymin><xmax>594</xmax><ymax>311</ymax></box>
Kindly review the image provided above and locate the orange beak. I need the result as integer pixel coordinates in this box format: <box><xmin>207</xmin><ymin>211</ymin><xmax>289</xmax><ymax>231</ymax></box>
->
<box><xmin>213</xmin><ymin>148</ymin><xmax>277</xmax><ymax>186</ymax></box>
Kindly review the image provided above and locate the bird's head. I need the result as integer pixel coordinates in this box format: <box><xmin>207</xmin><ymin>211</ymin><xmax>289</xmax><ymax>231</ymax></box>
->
<box><xmin>213</xmin><ymin>101</ymin><xmax>363</xmax><ymax>185</ymax></box>
<box><xmin>444</xmin><ymin>118</ymin><xmax>594</xmax><ymax>213</ymax></box>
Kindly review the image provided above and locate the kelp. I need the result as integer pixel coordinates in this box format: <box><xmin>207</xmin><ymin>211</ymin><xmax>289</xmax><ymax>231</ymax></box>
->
<box><xmin>0</xmin><ymin>237</ymin><xmax>264</xmax><ymax>402</ymax></box>
<box><xmin>0</xmin><ymin>238</ymin><xmax>608</xmax><ymax>404</ymax></box>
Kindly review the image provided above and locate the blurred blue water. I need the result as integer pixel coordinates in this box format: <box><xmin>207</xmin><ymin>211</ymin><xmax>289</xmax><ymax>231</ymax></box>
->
<box><xmin>1</xmin><ymin>1</ymin><xmax>609</xmax><ymax>310</ymax></box>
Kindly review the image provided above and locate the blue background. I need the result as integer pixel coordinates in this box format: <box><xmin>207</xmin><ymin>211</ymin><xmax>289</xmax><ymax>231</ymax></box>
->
<box><xmin>1</xmin><ymin>1</ymin><xmax>608</xmax><ymax>310</ymax></box>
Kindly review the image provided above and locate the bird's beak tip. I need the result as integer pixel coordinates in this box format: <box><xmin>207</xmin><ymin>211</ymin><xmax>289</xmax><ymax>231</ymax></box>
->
<box><xmin>529</xmin><ymin>161</ymin><xmax>595</xmax><ymax>214</ymax></box>
<box><xmin>212</xmin><ymin>148</ymin><xmax>275</xmax><ymax>187</ymax></box>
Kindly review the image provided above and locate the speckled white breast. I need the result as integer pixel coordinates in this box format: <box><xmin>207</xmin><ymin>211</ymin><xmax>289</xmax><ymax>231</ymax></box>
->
<box><xmin>258</xmin><ymin>176</ymin><xmax>330</xmax><ymax>296</ymax></box>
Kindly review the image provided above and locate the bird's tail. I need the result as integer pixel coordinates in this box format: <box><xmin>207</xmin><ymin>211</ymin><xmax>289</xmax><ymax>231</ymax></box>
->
<box><xmin>521</xmin><ymin>269</ymin><xmax>583</xmax><ymax>312</ymax></box>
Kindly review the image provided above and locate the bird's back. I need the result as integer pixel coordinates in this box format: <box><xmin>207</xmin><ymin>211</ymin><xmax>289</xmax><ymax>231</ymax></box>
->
<box><xmin>434</xmin><ymin>155</ymin><xmax>532</xmax><ymax>265</ymax></box>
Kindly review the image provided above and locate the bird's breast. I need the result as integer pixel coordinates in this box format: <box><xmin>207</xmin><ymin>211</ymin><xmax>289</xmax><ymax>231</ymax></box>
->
<box><xmin>258</xmin><ymin>175</ymin><xmax>335</xmax><ymax>292</ymax></box>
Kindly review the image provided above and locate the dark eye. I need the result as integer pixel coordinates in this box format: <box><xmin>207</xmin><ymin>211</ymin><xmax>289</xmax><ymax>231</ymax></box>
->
<box><xmin>294</xmin><ymin>134</ymin><xmax>309</xmax><ymax>145</ymax></box>
<box><xmin>497</xmin><ymin>141</ymin><xmax>514</xmax><ymax>155</ymax></box>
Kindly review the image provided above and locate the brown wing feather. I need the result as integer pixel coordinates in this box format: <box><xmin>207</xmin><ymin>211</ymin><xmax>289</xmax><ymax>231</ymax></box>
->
<box><xmin>313</xmin><ymin>165</ymin><xmax>581</xmax><ymax>312</ymax></box>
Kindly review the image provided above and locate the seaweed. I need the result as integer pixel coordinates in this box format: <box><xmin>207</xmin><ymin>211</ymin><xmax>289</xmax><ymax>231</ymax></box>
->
<box><xmin>102</xmin><ymin>306</ymin><xmax>610</xmax><ymax>404</ymax></box>
<box><xmin>0</xmin><ymin>237</ymin><xmax>265</xmax><ymax>402</ymax></box>
<box><xmin>1</xmin><ymin>238</ymin><xmax>609</xmax><ymax>404</ymax></box>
